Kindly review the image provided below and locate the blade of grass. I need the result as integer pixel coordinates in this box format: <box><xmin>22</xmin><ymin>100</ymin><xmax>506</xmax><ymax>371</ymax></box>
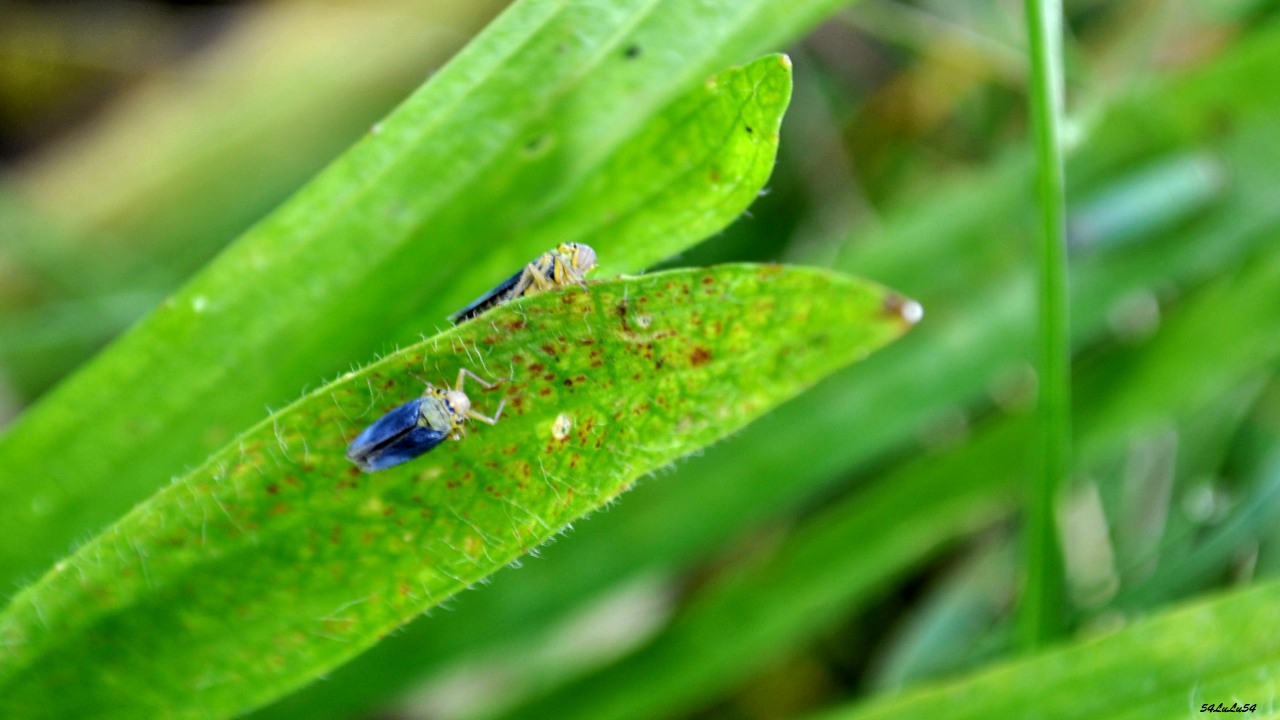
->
<box><xmin>0</xmin><ymin>30</ymin><xmax>795</xmax><ymax>592</ymax></box>
<box><xmin>1021</xmin><ymin>0</ymin><xmax>1070</xmax><ymax>649</ymax></box>
<box><xmin>811</xmin><ymin>580</ymin><xmax>1280</xmax><ymax>720</ymax></box>
<box><xmin>0</xmin><ymin>2</ymin><xmax>512</xmax><ymax>403</ymax></box>
<box><xmin>485</xmin><ymin>230</ymin><xmax>1280</xmax><ymax>720</ymax></box>
<box><xmin>2</xmin><ymin>1</ymin><xmax>511</xmax><ymax>298</ymax></box>
<box><xmin>254</xmin><ymin>25</ymin><xmax>1280</xmax><ymax>716</ymax></box>
<box><xmin>0</xmin><ymin>265</ymin><xmax>918</xmax><ymax>720</ymax></box>
<box><xmin>490</xmin><ymin>421</ymin><xmax>1023</xmax><ymax>720</ymax></box>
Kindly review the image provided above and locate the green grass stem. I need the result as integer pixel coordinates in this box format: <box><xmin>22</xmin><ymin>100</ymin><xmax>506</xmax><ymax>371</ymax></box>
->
<box><xmin>1020</xmin><ymin>0</ymin><xmax>1071</xmax><ymax>649</ymax></box>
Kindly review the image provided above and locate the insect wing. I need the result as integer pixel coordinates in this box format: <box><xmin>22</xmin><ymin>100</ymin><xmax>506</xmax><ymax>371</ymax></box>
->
<box><xmin>346</xmin><ymin>398</ymin><xmax>449</xmax><ymax>472</ymax></box>
<box><xmin>449</xmin><ymin>267</ymin><xmax>524</xmax><ymax>324</ymax></box>
<box><xmin>357</xmin><ymin>424</ymin><xmax>448</xmax><ymax>472</ymax></box>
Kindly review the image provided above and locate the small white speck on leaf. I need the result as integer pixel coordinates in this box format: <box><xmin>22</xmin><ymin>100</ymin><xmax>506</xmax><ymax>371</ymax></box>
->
<box><xmin>552</xmin><ymin>414</ymin><xmax>572</xmax><ymax>440</ymax></box>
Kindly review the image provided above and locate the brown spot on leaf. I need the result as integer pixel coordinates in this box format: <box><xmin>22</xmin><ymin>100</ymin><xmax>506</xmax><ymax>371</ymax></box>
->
<box><xmin>616</xmin><ymin>300</ymin><xmax>633</xmax><ymax>334</ymax></box>
<box><xmin>690</xmin><ymin>347</ymin><xmax>712</xmax><ymax>366</ymax></box>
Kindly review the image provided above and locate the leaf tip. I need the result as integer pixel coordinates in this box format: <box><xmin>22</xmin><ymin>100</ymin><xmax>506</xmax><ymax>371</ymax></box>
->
<box><xmin>884</xmin><ymin>294</ymin><xmax>924</xmax><ymax>327</ymax></box>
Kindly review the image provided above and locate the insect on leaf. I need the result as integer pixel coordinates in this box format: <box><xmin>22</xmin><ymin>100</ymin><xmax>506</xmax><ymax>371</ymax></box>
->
<box><xmin>0</xmin><ymin>264</ymin><xmax>919</xmax><ymax>720</ymax></box>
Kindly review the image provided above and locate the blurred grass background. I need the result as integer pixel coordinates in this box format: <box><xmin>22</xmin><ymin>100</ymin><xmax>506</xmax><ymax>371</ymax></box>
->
<box><xmin>3</xmin><ymin>0</ymin><xmax>1280</xmax><ymax>718</ymax></box>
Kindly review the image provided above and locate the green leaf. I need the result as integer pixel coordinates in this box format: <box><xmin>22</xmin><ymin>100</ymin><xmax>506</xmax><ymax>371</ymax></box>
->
<box><xmin>0</xmin><ymin>40</ymin><xmax>792</xmax><ymax>589</ymax></box>
<box><xmin>488</xmin><ymin>231</ymin><xmax>1280</xmax><ymax>720</ymax></box>
<box><xmin>0</xmin><ymin>265</ymin><xmax>917</xmax><ymax>720</ymax></box>
<box><xmin>1</xmin><ymin>1</ymin><xmax>511</xmax><ymax>296</ymax></box>
<box><xmin>493</xmin><ymin>421</ymin><xmax>1021</xmax><ymax>720</ymax></box>
<box><xmin>254</xmin><ymin>24</ymin><xmax>1280</xmax><ymax>716</ymax></box>
<box><xmin>814</xmin><ymin>580</ymin><xmax>1280</xmax><ymax>720</ymax></box>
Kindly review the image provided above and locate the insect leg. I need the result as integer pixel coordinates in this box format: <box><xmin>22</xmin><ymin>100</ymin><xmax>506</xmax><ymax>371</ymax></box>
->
<box><xmin>455</xmin><ymin>367</ymin><xmax>507</xmax><ymax>392</ymax></box>
<box><xmin>525</xmin><ymin>257</ymin><xmax>556</xmax><ymax>291</ymax></box>
<box><xmin>564</xmin><ymin>262</ymin><xmax>590</xmax><ymax>291</ymax></box>
<box><xmin>467</xmin><ymin>398</ymin><xmax>506</xmax><ymax>426</ymax></box>
<box><xmin>510</xmin><ymin>266</ymin><xmax>539</xmax><ymax>297</ymax></box>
